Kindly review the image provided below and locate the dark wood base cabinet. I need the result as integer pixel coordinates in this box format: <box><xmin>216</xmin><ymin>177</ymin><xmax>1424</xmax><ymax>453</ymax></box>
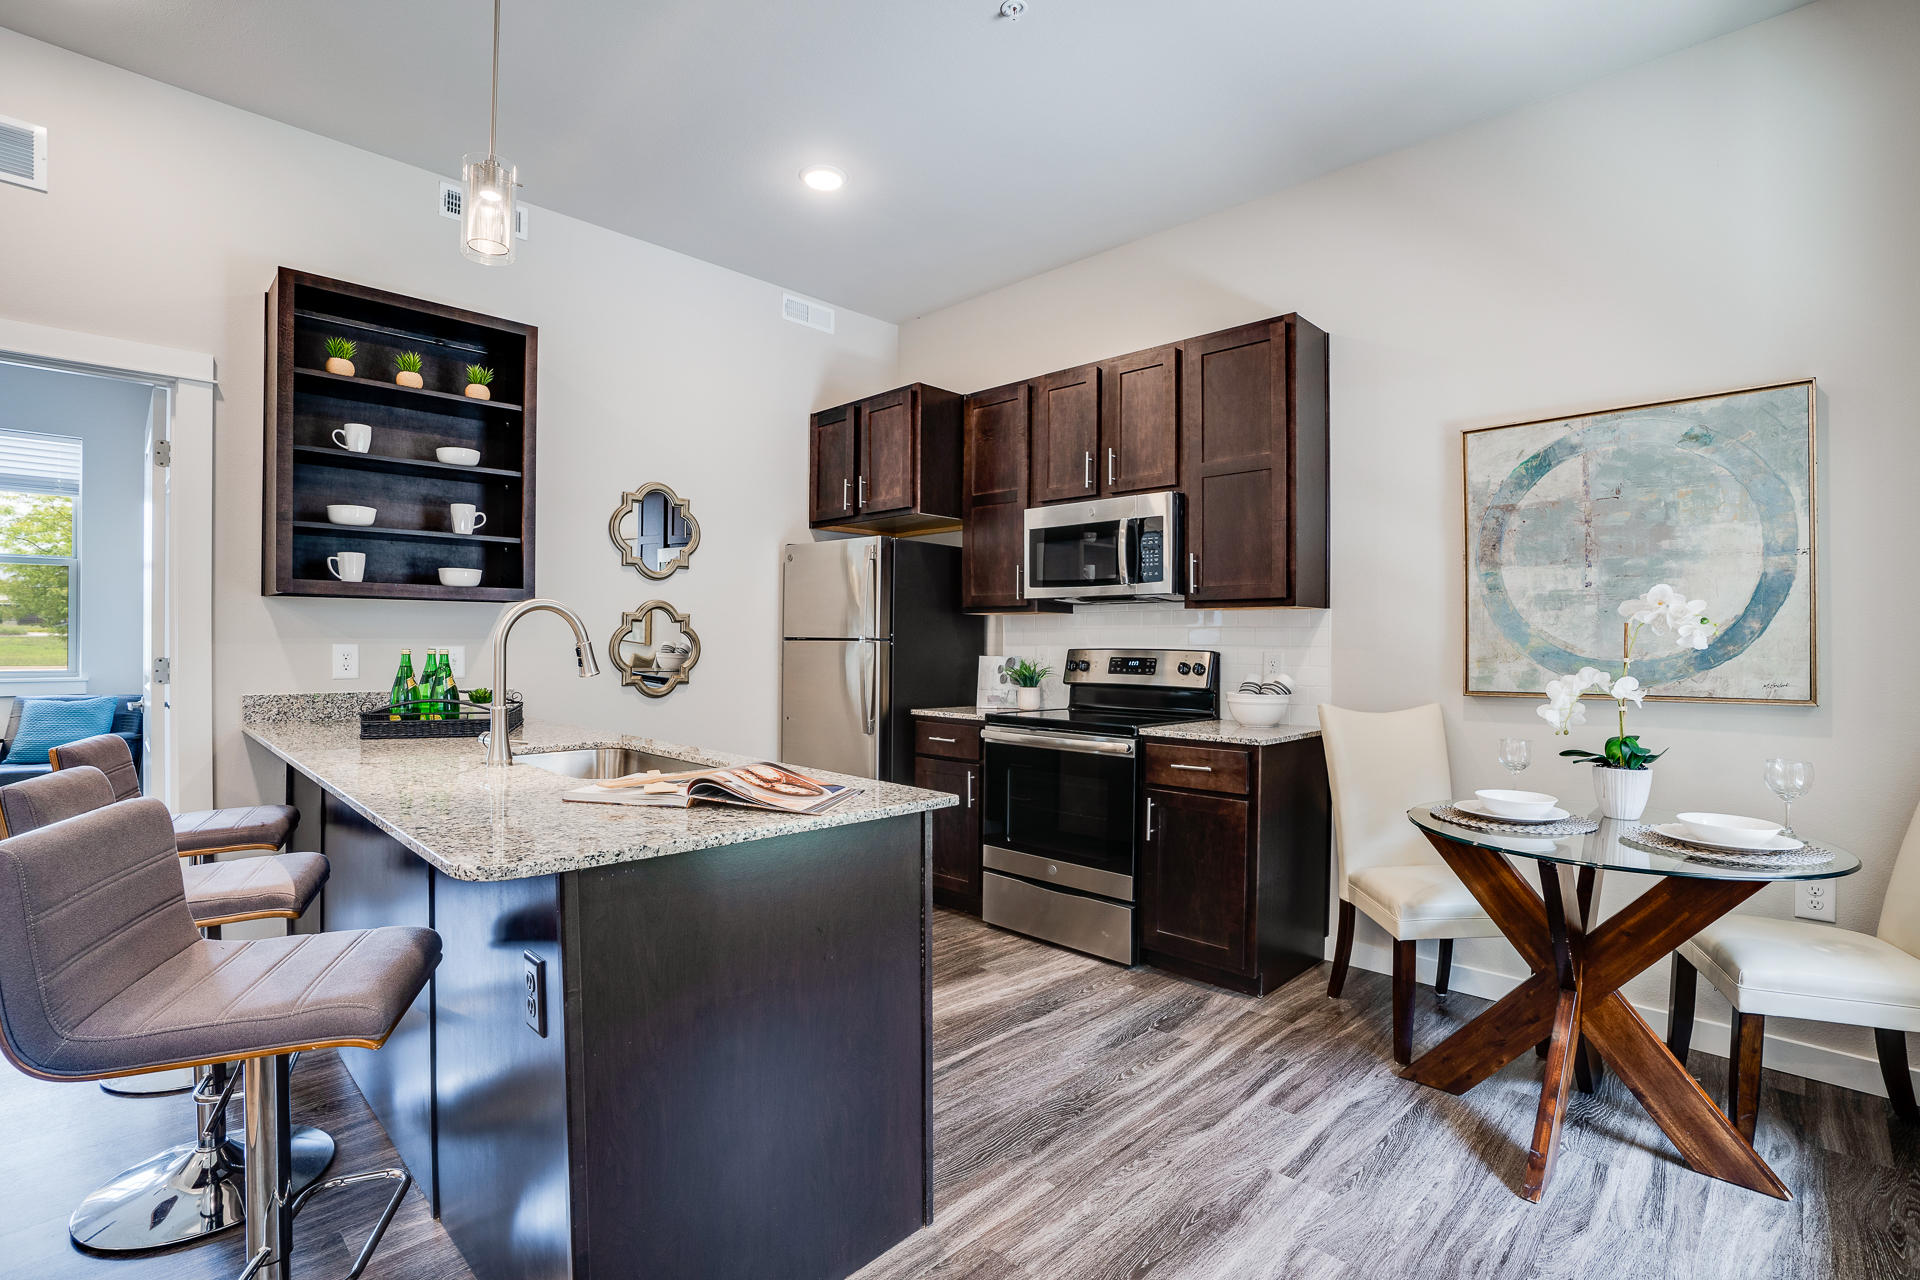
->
<box><xmin>1138</xmin><ymin>737</ymin><xmax>1330</xmax><ymax>996</ymax></box>
<box><xmin>913</xmin><ymin>718</ymin><xmax>982</xmax><ymax>913</ymax></box>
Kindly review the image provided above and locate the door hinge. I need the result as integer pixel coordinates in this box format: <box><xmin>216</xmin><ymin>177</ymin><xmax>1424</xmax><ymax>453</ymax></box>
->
<box><xmin>151</xmin><ymin>656</ymin><xmax>171</xmax><ymax>684</ymax></box>
<box><xmin>154</xmin><ymin>440</ymin><xmax>172</xmax><ymax>466</ymax></box>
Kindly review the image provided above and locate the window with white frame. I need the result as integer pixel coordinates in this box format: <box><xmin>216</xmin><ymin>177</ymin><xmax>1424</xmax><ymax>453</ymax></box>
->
<box><xmin>0</xmin><ymin>429</ymin><xmax>82</xmax><ymax>678</ymax></box>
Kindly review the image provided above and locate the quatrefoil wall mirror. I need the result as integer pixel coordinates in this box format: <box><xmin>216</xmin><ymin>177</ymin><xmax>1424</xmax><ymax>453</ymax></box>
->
<box><xmin>609</xmin><ymin>601</ymin><xmax>701</xmax><ymax>698</ymax></box>
<box><xmin>608</xmin><ymin>483</ymin><xmax>701</xmax><ymax>579</ymax></box>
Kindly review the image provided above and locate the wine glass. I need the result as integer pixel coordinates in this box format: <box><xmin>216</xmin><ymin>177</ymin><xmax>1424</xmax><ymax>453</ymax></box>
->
<box><xmin>1497</xmin><ymin>738</ymin><xmax>1532</xmax><ymax>777</ymax></box>
<box><xmin>1763</xmin><ymin>757</ymin><xmax>1814</xmax><ymax>837</ymax></box>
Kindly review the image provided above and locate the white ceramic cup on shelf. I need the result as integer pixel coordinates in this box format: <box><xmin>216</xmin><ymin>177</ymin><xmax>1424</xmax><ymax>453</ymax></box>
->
<box><xmin>451</xmin><ymin>503</ymin><xmax>488</xmax><ymax>534</ymax></box>
<box><xmin>438</xmin><ymin>567</ymin><xmax>483</xmax><ymax>587</ymax></box>
<box><xmin>326</xmin><ymin>551</ymin><xmax>366</xmax><ymax>582</ymax></box>
<box><xmin>331</xmin><ymin>422</ymin><xmax>372</xmax><ymax>453</ymax></box>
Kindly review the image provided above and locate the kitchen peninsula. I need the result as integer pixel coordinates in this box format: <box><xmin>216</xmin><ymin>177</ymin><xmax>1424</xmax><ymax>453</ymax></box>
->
<box><xmin>241</xmin><ymin>694</ymin><xmax>953</xmax><ymax>1280</ymax></box>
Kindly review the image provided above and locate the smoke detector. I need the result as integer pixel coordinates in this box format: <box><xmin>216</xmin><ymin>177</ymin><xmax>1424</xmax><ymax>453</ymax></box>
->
<box><xmin>999</xmin><ymin>1</ymin><xmax>1026</xmax><ymax>19</ymax></box>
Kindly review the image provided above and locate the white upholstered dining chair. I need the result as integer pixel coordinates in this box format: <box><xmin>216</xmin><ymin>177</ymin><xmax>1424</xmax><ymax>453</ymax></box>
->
<box><xmin>1319</xmin><ymin>703</ymin><xmax>1501</xmax><ymax>1064</ymax></box>
<box><xmin>1667</xmin><ymin>797</ymin><xmax>1920</xmax><ymax>1139</ymax></box>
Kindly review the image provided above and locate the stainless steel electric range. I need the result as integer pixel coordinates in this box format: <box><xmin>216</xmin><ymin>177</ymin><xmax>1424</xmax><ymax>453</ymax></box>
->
<box><xmin>979</xmin><ymin>647</ymin><xmax>1219</xmax><ymax>964</ymax></box>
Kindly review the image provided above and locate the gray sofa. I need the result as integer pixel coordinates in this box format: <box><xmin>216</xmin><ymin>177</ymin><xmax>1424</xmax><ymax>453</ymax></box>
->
<box><xmin>0</xmin><ymin>694</ymin><xmax>145</xmax><ymax>789</ymax></box>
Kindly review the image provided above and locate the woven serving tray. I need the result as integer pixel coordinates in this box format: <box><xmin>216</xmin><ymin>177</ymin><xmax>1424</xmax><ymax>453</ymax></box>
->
<box><xmin>359</xmin><ymin>696</ymin><xmax>522</xmax><ymax>740</ymax></box>
<box><xmin>1623</xmin><ymin>824</ymin><xmax>1837</xmax><ymax>868</ymax></box>
<box><xmin>1432</xmin><ymin>804</ymin><xmax>1600</xmax><ymax>838</ymax></box>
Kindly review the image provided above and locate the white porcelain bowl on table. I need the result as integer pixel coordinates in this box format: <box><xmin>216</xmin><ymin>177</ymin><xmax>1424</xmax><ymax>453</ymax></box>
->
<box><xmin>1474</xmin><ymin>789</ymin><xmax>1559</xmax><ymax>820</ymax></box>
<box><xmin>325</xmin><ymin>504</ymin><xmax>377</xmax><ymax>526</ymax></box>
<box><xmin>438</xmin><ymin>567</ymin><xmax>483</xmax><ymax>587</ymax></box>
<box><xmin>435</xmin><ymin>447</ymin><xmax>482</xmax><ymax>466</ymax></box>
<box><xmin>1675</xmin><ymin>812</ymin><xmax>1783</xmax><ymax>850</ymax></box>
<box><xmin>1224</xmin><ymin>691</ymin><xmax>1290</xmax><ymax>728</ymax></box>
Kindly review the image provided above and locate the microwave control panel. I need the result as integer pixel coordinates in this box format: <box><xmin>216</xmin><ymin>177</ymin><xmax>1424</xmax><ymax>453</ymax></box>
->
<box><xmin>1137</xmin><ymin>529</ymin><xmax>1164</xmax><ymax>583</ymax></box>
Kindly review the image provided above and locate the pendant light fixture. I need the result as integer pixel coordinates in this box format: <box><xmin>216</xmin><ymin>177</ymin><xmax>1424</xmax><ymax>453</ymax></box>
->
<box><xmin>461</xmin><ymin>0</ymin><xmax>516</xmax><ymax>265</ymax></box>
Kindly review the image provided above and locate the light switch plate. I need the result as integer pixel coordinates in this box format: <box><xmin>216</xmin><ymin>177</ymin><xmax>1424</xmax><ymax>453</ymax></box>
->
<box><xmin>332</xmin><ymin>644</ymin><xmax>358</xmax><ymax>680</ymax></box>
<box><xmin>445</xmin><ymin>645</ymin><xmax>466</xmax><ymax>679</ymax></box>
<box><xmin>1795</xmin><ymin>881</ymin><xmax>1836</xmax><ymax>922</ymax></box>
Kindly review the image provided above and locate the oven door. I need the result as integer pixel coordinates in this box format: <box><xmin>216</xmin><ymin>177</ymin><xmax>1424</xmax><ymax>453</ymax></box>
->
<box><xmin>980</xmin><ymin>726</ymin><xmax>1137</xmax><ymax>899</ymax></box>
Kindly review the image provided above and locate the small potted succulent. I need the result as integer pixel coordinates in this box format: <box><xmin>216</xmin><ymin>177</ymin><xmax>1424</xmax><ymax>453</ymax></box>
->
<box><xmin>393</xmin><ymin>351</ymin><xmax>425</xmax><ymax>389</ymax></box>
<box><xmin>1007</xmin><ymin>657</ymin><xmax>1051</xmax><ymax>711</ymax></box>
<box><xmin>1539</xmin><ymin>583</ymin><xmax>1718</xmax><ymax>820</ymax></box>
<box><xmin>464</xmin><ymin>364</ymin><xmax>495</xmax><ymax>400</ymax></box>
<box><xmin>323</xmin><ymin>336</ymin><xmax>357</xmax><ymax>377</ymax></box>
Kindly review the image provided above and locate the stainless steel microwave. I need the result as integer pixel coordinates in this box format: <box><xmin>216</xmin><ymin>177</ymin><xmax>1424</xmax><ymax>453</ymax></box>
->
<box><xmin>1022</xmin><ymin>491</ymin><xmax>1184</xmax><ymax>603</ymax></box>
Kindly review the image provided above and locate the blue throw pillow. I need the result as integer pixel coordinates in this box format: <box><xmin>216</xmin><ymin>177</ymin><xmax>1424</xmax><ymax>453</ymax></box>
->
<box><xmin>5</xmin><ymin>697</ymin><xmax>122</xmax><ymax>765</ymax></box>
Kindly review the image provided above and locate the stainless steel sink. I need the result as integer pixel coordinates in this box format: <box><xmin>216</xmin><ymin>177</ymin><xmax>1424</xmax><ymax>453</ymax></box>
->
<box><xmin>515</xmin><ymin>747</ymin><xmax>706</xmax><ymax>779</ymax></box>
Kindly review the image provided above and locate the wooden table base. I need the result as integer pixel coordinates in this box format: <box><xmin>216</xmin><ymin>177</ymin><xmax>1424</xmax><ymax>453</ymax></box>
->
<box><xmin>1402</xmin><ymin>831</ymin><xmax>1789</xmax><ymax>1203</ymax></box>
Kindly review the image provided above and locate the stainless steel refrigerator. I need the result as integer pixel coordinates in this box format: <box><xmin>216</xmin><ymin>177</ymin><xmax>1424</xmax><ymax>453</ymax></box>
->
<box><xmin>781</xmin><ymin>537</ymin><xmax>983</xmax><ymax>782</ymax></box>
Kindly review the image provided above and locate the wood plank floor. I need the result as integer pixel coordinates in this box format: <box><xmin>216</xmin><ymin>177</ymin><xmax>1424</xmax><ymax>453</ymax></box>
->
<box><xmin>853</xmin><ymin>911</ymin><xmax>1920</xmax><ymax>1280</ymax></box>
<box><xmin>7</xmin><ymin>910</ymin><xmax>1915</xmax><ymax>1278</ymax></box>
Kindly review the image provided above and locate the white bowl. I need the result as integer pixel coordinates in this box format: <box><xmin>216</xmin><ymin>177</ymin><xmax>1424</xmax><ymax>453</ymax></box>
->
<box><xmin>325</xmin><ymin>504</ymin><xmax>377</xmax><ymax>526</ymax></box>
<box><xmin>437</xmin><ymin>567</ymin><xmax>483</xmax><ymax>587</ymax></box>
<box><xmin>1474</xmin><ymin>789</ymin><xmax>1559</xmax><ymax>820</ymax></box>
<box><xmin>1224</xmin><ymin>691</ymin><xmax>1290</xmax><ymax>728</ymax></box>
<box><xmin>1676</xmin><ymin>811</ymin><xmax>1783</xmax><ymax>850</ymax></box>
<box><xmin>435</xmin><ymin>447</ymin><xmax>482</xmax><ymax>466</ymax></box>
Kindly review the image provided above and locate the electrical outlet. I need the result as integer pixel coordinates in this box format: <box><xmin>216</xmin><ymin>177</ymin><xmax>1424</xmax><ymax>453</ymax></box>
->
<box><xmin>1796</xmin><ymin>881</ymin><xmax>1836</xmax><ymax>922</ymax></box>
<box><xmin>1262</xmin><ymin>651</ymin><xmax>1294</xmax><ymax>684</ymax></box>
<box><xmin>522</xmin><ymin>951</ymin><xmax>547</xmax><ymax>1037</ymax></box>
<box><xmin>445</xmin><ymin>646</ymin><xmax>466</xmax><ymax>679</ymax></box>
<box><xmin>331</xmin><ymin>644</ymin><xmax>358</xmax><ymax>680</ymax></box>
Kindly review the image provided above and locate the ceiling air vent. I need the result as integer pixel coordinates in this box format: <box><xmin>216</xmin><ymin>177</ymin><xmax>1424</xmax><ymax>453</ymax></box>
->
<box><xmin>0</xmin><ymin>115</ymin><xmax>48</xmax><ymax>192</ymax></box>
<box><xmin>782</xmin><ymin>294</ymin><xmax>835</xmax><ymax>334</ymax></box>
<box><xmin>438</xmin><ymin>180</ymin><xmax>529</xmax><ymax>239</ymax></box>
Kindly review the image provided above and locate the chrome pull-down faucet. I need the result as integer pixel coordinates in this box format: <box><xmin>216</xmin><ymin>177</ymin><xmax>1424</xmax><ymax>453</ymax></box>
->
<box><xmin>481</xmin><ymin>598</ymin><xmax>600</xmax><ymax>766</ymax></box>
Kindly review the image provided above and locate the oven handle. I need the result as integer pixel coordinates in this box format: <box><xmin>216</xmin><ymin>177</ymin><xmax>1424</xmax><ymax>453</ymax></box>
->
<box><xmin>982</xmin><ymin>726</ymin><xmax>1136</xmax><ymax>757</ymax></box>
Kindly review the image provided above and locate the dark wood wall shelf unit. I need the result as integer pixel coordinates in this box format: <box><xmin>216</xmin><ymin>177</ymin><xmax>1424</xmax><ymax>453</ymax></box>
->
<box><xmin>809</xmin><ymin>383</ymin><xmax>964</xmax><ymax>536</ymax></box>
<box><xmin>264</xmin><ymin>268</ymin><xmax>537</xmax><ymax>601</ymax></box>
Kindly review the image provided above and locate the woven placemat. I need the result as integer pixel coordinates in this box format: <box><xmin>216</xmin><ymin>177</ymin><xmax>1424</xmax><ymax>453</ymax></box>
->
<box><xmin>1623</xmin><ymin>825</ymin><xmax>1837</xmax><ymax>867</ymax></box>
<box><xmin>1432</xmin><ymin>804</ymin><xmax>1599</xmax><ymax>837</ymax></box>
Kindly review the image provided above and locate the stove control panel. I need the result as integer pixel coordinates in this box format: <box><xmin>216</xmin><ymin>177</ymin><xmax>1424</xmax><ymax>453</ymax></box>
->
<box><xmin>1062</xmin><ymin>648</ymin><xmax>1218</xmax><ymax>689</ymax></box>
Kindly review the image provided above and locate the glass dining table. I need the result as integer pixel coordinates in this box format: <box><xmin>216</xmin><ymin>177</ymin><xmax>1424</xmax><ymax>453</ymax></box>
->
<box><xmin>1403</xmin><ymin>805</ymin><xmax>1859</xmax><ymax>1204</ymax></box>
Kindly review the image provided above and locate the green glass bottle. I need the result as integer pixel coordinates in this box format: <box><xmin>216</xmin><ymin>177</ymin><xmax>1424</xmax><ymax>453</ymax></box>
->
<box><xmin>390</xmin><ymin>649</ymin><xmax>417</xmax><ymax>721</ymax></box>
<box><xmin>430</xmin><ymin>650</ymin><xmax>452</xmax><ymax>720</ymax></box>
<box><xmin>420</xmin><ymin>649</ymin><xmax>440</xmax><ymax>720</ymax></box>
<box><xmin>407</xmin><ymin>653</ymin><xmax>431</xmax><ymax>721</ymax></box>
<box><xmin>442</xmin><ymin>652</ymin><xmax>462</xmax><ymax>720</ymax></box>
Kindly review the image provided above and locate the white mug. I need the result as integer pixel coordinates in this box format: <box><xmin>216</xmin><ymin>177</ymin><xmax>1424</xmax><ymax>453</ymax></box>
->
<box><xmin>327</xmin><ymin>551</ymin><xmax>366</xmax><ymax>582</ymax></box>
<box><xmin>451</xmin><ymin>503</ymin><xmax>487</xmax><ymax>534</ymax></box>
<box><xmin>331</xmin><ymin>422</ymin><xmax>372</xmax><ymax>453</ymax></box>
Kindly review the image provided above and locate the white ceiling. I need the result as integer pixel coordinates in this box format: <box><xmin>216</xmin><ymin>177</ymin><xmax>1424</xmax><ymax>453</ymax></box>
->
<box><xmin>0</xmin><ymin>0</ymin><xmax>1804</xmax><ymax>321</ymax></box>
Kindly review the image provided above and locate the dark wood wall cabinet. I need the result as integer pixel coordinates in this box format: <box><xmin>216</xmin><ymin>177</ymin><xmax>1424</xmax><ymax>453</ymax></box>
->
<box><xmin>960</xmin><ymin>381</ymin><xmax>1056</xmax><ymax>613</ymax></box>
<box><xmin>912</xmin><ymin>718</ymin><xmax>983</xmax><ymax>914</ymax></box>
<box><xmin>1029</xmin><ymin>344</ymin><xmax>1183</xmax><ymax>506</ymax></box>
<box><xmin>809</xmin><ymin>383</ymin><xmax>964</xmax><ymax>535</ymax></box>
<box><xmin>263</xmin><ymin>268</ymin><xmax>536</xmax><ymax>601</ymax></box>
<box><xmin>1138</xmin><ymin>736</ymin><xmax>1330</xmax><ymax>996</ymax></box>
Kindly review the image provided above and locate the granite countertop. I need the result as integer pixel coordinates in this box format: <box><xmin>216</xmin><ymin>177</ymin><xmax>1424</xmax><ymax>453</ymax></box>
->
<box><xmin>241</xmin><ymin>695</ymin><xmax>955</xmax><ymax>883</ymax></box>
<box><xmin>910</xmin><ymin>706</ymin><xmax>988</xmax><ymax>722</ymax></box>
<box><xmin>1137</xmin><ymin>720</ymin><xmax>1322</xmax><ymax>748</ymax></box>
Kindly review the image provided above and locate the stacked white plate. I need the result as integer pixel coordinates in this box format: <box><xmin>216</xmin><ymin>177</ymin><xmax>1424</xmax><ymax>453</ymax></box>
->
<box><xmin>1453</xmin><ymin>789</ymin><xmax>1571</xmax><ymax>823</ymax></box>
<box><xmin>1656</xmin><ymin>812</ymin><xmax>1804</xmax><ymax>854</ymax></box>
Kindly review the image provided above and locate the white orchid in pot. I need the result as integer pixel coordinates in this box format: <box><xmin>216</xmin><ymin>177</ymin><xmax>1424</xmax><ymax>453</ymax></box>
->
<box><xmin>1538</xmin><ymin>584</ymin><xmax>1718</xmax><ymax>820</ymax></box>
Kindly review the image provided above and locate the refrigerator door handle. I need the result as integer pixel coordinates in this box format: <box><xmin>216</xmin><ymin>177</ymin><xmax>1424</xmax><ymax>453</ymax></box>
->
<box><xmin>868</xmin><ymin>549</ymin><xmax>883</xmax><ymax>638</ymax></box>
<box><xmin>862</xmin><ymin>638</ymin><xmax>878</xmax><ymax>735</ymax></box>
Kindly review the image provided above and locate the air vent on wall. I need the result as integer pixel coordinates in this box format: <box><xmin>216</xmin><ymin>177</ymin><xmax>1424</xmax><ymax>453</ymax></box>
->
<box><xmin>438</xmin><ymin>180</ymin><xmax>529</xmax><ymax>239</ymax></box>
<box><xmin>0</xmin><ymin>114</ymin><xmax>48</xmax><ymax>192</ymax></box>
<box><xmin>782</xmin><ymin>294</ymin><xmax>835</xmax><ymax>334</ymax></box>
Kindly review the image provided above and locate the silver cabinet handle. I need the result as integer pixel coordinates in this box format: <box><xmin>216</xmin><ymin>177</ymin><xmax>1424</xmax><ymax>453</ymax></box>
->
<box><xmin>1169</xmin><ymin>763</ymin><xmax>1213</xmax><ymax>772</ymax></box>
<box><xmin>1084</xmin><ymin>450</ymin><xmax>1093</xmax><ymax>489</ymax></box>
<box><xmin>965</xmin><ymin>770</ymin><xmax>975</xmax><ymax>809</ymax></box>
<box><xmin>857</xmin><ymin>475</ymin><xmax>867</xmax><ymax>508</ymax></box>
<box><xmin>1107</xmin><ymin>447</ymin><xmax>1116</xmax><ymax>485</ymax></box>
<box><xmin>842</xmin><ymin>477</ymin><xmax>850</xmax><ymax>511</ymax></box>
<box><xmin>928</xmin><ymin>736</ymin><xmax>956</xmax><ymax>743</ymax></box>
<box><xmin>1145</xmin><ymin>796</ymin><xmax>1155</xmax><ymax>842</ymax></box>
<box><xmin>1188</xmin><ymin>552</ymin><xmax>1199</xmax><ymax>592</ymax></box>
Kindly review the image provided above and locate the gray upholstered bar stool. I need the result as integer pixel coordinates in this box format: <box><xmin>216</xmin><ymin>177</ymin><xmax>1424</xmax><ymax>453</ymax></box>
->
<box><xmin>50</xmin><ymin>731</ymin><xmax>301</xmax><ymax>856</ymax></box>
<box><xmin>0</xmin><ymin>798</ymin><xmax>439</xmax><ymax>1279</ymax></box>
<box><xmin>0</xmin><ymin>768</ymin><xmax>335</xmax><ymax>1252</ymax></box>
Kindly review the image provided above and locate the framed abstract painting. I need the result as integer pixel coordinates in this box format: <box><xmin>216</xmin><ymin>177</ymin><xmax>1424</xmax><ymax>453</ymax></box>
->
<box><xmin>1463</xmin><ymin>380</ymin><xmax>1816</xmax><ymax>704</ymax></box>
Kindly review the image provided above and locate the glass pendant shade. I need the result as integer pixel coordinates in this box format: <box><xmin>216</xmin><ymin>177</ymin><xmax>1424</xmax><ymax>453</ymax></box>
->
<box><xmin>462</xmin><ymin>152</ymin><xmax>517</xmax><ymax>265</ymax></box>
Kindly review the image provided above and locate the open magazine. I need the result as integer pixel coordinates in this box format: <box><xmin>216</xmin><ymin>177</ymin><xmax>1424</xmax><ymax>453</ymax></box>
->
<box><xmin>561</xmin><ymin>761</ymin><xmax>855</xmax><ymax>815</ymax></box>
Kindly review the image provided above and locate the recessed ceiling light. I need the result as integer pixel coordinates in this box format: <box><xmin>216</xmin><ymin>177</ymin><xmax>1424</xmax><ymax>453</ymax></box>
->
<box><xmin>800</xmin><ymin>166</ymin><xmax>846</xmax><ymax>193</ymax></box>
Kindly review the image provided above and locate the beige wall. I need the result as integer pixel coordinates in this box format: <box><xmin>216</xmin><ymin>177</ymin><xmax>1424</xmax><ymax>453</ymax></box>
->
<box><xmin>899</xmin><ymin>0</ymin><xmax>1920</xmax><ymax>1088</ymax></box>
<box><xmin>0</xmin><ymin>27</ymin><xmax>897</xmax><ymax>803</ymax></box>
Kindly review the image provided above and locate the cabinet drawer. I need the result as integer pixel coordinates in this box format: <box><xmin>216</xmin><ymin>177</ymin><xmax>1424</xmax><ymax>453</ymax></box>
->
<box><xmin>1143</xmin><ymin>742</ymin><xmax>1250</xmax><ymax>795</ymax></box>
<box><xmin>914</xmin><ymin>719</ymin><xmax>981</xmax><ymax>761</ymax></box>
